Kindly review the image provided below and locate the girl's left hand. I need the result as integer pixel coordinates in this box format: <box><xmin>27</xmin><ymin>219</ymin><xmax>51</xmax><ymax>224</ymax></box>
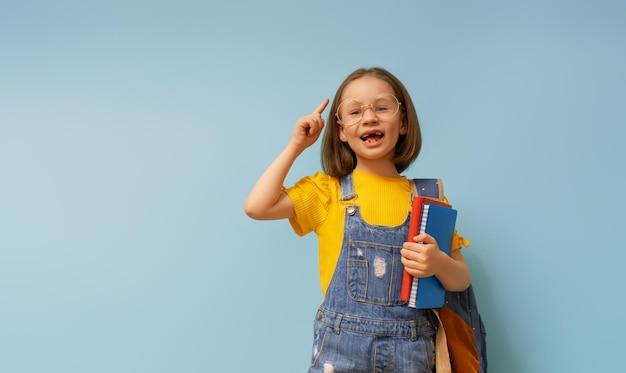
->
<box><xmin>401</xmin><ymin>233</ymin><xmax>447</xmax><ymax>278</ymax></box>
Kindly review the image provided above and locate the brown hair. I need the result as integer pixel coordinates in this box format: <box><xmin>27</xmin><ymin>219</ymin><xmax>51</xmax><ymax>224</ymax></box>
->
<box><xmin>320</xmin><ymin>67</ymin><xmax>422</xmax><ymax>177</ymax></box>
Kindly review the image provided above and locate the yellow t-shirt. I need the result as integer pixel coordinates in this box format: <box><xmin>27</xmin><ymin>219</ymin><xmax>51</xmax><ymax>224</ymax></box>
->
<box><xmin>285</xmin><ymin>170</ymin><xmax>468</xmax><ymax>296</ymax></box>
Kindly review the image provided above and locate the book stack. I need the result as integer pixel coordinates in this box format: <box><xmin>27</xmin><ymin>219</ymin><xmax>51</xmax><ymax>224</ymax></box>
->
<box><xmin>400</xmin><ymin>196</ymin><xmax>457</xmax><ymax>309</ymax></box>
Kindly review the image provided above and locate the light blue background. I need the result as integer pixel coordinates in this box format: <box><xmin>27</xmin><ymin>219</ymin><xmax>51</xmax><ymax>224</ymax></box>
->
<box><xmin>2</xmin><ymin>1</ymin><xmax>625</xmax><ymax>372</ymax></box>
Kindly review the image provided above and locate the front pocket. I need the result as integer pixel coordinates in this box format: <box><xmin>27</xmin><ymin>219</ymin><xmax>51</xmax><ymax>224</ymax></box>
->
<box><xmin>347</xmin><ymin>241</ymin><xmax>405</xmax><ymax>305</ymax></box>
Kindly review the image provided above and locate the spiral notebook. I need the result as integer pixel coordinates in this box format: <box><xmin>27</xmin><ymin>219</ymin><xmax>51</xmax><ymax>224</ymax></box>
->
<box><xmin>402</xmin><ymin>201</ymin><xmax>457</xmax><ymax>309</ymax></box>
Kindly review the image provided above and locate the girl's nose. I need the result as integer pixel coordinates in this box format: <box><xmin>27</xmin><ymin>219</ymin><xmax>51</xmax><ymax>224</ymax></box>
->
<box><xmin>361</xmin><ymin>106</ymin><xmax>378</xmax><ymax>124</ymax></box>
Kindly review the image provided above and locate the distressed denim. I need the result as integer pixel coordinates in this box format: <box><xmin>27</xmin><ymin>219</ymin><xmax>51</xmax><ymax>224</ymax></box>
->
<box><xmin>308</xmin><ymin>173</ymin><xmax>436</xmax><ymax>373</ymax></box>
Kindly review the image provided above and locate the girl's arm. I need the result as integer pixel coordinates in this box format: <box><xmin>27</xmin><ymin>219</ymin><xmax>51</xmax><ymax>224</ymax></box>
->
<box><xmin>401</xmin><ymin>233</ymin><xmax>472</xmax><ymax>292</ymax></box>
<box><xmin>244</xmin><ymin>98</ymin><xmax>329</xmax><ymax>221</ymax></box>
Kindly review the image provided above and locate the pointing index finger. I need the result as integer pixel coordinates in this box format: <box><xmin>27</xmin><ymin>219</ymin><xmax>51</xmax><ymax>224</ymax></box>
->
<box><xmin>313</xmin><ymin>98</ymin><xmax>330</xmax><ymax>115</ymax></box>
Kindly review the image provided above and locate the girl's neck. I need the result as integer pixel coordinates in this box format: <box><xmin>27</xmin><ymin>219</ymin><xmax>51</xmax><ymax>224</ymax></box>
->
<box><xmin>354</xmin><ymin>159</ymin><xmax>401</xmax><ymax>178</ymax></box>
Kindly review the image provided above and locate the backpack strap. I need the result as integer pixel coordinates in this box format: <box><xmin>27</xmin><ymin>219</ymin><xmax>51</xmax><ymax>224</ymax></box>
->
<box><xmin>431</xmin><ymin>309</ymin><xmax>453</xmax><ymax>373</ymax></box>
<box><xmin>410</xmin><ymin>178</ymin><xmax>452</xmax><ymax>372</ymax></box>
<box><xmin>410</xmin><ymin>178</ymin><xmax>444</xmax><ymax>200</ymax></box>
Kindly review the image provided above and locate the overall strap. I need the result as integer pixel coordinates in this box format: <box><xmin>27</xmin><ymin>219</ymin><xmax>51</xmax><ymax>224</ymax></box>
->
<box><xmin>339</xmin><ymin>173</ymin><xmax>357</xmax><ymax>201</ymax></box>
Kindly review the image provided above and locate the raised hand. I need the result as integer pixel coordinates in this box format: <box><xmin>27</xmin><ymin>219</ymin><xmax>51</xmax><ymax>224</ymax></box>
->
<box><xmin>289</xmin><ymin>98</ymin><xmax>329</xmax><ymax>152</ymax></box>
<box><xmin>245</xmin><ymin>98</ymin><xmax>329</xmax><ymax>221</ymax></box>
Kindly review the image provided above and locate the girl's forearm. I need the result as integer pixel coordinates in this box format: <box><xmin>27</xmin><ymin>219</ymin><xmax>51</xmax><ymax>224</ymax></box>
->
<box><xmin>244</xmin><ymin>144</ymin><xmax>302</xmax><ymax>220</ymax></box>
<box><xmin>436</xmin><ymin>251</ymin><xmax>472</xmax><ymax>292</ymax></box>
<box><xmin>245</xmin><ymin>100</ymin><xmax>327</xmax><ymax>220</ymax></box>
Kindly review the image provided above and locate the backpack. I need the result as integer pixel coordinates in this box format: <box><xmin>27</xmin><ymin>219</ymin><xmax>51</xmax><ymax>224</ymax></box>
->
<box><xmin>411</xmin><ymin>178</ymin><xmax>488</xmax><ymax>373</ymax></box>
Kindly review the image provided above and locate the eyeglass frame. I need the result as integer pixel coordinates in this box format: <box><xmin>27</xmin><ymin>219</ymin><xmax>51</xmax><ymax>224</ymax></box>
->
<box><xmin>335</xmin><ymin>93</ymin><xmax>402</xmax><ymax>127</ymax></box>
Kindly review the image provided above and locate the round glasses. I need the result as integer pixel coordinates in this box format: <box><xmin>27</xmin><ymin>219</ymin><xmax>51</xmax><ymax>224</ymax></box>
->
<box><xmin>336</xmin><ymin>93</ymin><xmax>401</xmax><ymax>127</ymax></box>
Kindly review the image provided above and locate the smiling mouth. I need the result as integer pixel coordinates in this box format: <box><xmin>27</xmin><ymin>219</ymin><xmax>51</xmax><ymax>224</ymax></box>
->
<box><xmin>361</xmin><ymin>132</ymin><xmax>384</xmax><ymax>143</ymax></box>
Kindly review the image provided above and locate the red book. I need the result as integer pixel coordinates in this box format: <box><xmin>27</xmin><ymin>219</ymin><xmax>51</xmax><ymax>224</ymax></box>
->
<box><xmin>400</xmin><ymin>196</ymin><xmax>452</xmax><ymax>302</ymax></box>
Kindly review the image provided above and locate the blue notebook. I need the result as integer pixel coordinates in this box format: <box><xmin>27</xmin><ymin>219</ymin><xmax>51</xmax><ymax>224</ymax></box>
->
<box><xmin>408</xmin><ymin>204</ymin><xmax>457</xmax><ymax>309</ymax></box>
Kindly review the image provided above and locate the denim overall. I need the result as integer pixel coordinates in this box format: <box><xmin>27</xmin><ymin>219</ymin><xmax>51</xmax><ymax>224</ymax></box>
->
<box><xmin>308</xmin><ymin>173</ymin><xmax>437</xmax><ymax>373</ymax></box>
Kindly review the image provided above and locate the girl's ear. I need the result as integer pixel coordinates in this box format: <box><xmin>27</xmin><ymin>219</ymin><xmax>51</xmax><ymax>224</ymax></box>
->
<box><xmin>399</xmin><ymin>119</ymin><xmax>408</xmax><ymax>135</ymax></box>
<box><xmin>339</xmin><ymin>125</ymin><xmax>348</xmax><ymax>142</ymax></box>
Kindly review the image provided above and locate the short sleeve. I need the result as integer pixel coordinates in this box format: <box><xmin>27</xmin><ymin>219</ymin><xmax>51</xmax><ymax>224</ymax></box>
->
<box><xmin>284</xmin><ymin>172</ymin><xmax>332</xmax><ymax>236</ymax></box>
<box><xmin>451</xmin><ymin>229</ymin><xmax>470</xmax><ymax>251</ymax></box>
<box><xmin>443</xmin><ymin>196</ymin><xmax>470</xmax><ymax>251</ymax></box>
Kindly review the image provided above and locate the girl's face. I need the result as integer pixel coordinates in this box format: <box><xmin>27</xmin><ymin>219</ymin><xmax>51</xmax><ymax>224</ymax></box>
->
<box><xmin>338</xmin><ymin>76</ymin><xmax>406</xmax><ymax>174</ymax></box>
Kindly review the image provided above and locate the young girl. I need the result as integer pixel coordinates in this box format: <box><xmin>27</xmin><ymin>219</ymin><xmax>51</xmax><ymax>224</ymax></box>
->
<box><xmin>245</xmin><ymin>67</ymin><xmax>471</xmax><ymax>372</ymax></box>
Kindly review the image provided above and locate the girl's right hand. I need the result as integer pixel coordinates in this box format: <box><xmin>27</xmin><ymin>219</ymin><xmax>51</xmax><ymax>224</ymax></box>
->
<box><xmin>289</xmin><ymin>98</ymin><xmax>329</xmax><ymax>152</ymax></box>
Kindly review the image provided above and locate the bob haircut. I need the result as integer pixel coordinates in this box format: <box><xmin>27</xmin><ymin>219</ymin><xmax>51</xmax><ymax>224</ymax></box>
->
<box><xmin>321</xmin><ymin>67</ymin><xmax>422</xmax><ymax>177</ymax></box>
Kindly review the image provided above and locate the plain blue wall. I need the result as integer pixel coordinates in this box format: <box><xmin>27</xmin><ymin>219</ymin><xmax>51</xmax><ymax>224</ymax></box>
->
<box><xmin>2</xmin><ymin>1</ymin><xmax>625</xmax><ymax>372</ymax></box>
